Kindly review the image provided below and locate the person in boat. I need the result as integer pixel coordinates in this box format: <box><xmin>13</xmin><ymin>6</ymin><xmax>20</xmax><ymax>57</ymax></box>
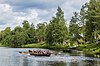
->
<box><xmin>38</xmin><ymin>50</ymin><xmax>44</xmax><ymax>54</ymax></box>
<box><xmin>29</xmin><ymin>50</ymin><xmax>51</xmax><ymax>55</ymax></box>
<box><xmin>43</xmin><ymin>50</ymin><xmax>47</xmax><ymax>54</ymax></box>
<box><xmin>28</xmin><ymin>50</ymin><xmax>32</xmax><ymax>52</ymax></box>
<box><xmin>28</xmin><ymin>50</ymin><xmax>37</xmax><ymax>54</ymax></box>
<box><xmin>37</xmin><ymin>50</ymin><xmax>48</xmax><ymax>54</ymax></box>
<box><xmin>33</xmin><ymin>50</ymin><xmax>39</xmax><ymax>54</ymax></box>
<box><xmin>43</xmin><ymin>50</ymin><xmax>51</xmax><ymax>55</ymax></box>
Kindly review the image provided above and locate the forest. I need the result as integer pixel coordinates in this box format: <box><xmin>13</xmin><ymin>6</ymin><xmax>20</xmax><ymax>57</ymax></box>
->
<box><xmin>0</xmin><ymin>0</ymin><xmax>100</xmax><ymax>57</ymax></box>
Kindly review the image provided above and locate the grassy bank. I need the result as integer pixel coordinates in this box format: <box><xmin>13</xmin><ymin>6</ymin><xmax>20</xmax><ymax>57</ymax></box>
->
<box><xmin>22</xmin><ymin>43</ymin><xmax>68</xmax><ymax>50</ymax></box>
<box><xmin>71</xmin><ymin>43</ymin><xmax>100</xmax><ymax>58</ymax></box>
<box><xmin>0</xmin><ymin>43</ymin><xmax>4</xmax><ymax>47</ymax></box>
<box><xmin>1</xmin><ymin>42</ymin><xmax>99</xmax><ymax>58</ymax></box>
<box><xmin>22</xmin><ymin>42</ymin><xmax>100</xmax><ymax>58</ymax></box>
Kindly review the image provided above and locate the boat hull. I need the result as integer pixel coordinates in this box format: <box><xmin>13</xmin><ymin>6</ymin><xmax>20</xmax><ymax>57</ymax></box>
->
<box><xmin>30</xmin><ymin>53</ymin><xmax>51</xmax><ymax>56</ymax></box>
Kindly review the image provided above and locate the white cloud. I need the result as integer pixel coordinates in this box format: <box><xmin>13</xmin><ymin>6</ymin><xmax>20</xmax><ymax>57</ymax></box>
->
<box><xmin>61</xmin><ymin>0</ymin><xmax>89</xmax><ymax>25</ymax></box>
<box><xmin>0</xmin><ymin>4</ymin><xmax>20</xmax><ymax>30</ymax></box>
<box><xmin>0</xmin><ymin>4</ymin><xmax>48</xmax><ymax>31</ymax></box>
<box><xmin>0</xmin><ymin>0</ymin><xmax>89</xmax><ymax>31</ymax></box>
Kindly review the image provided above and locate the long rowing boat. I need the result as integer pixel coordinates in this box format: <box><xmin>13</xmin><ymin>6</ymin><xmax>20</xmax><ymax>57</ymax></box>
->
<box><xmin>19</xmin><ymin>50</ymin><xmax>51</xmax><ymax>56</ymax></box>
<box><xmin>29</xmin><ymin>50</ymin><xmax>51</xmax><ymax>56</ymax></box>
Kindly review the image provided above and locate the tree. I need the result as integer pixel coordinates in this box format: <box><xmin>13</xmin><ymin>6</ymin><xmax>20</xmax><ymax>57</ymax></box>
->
<box><xmin>1</xmin><ymin>32</ymin><xmax>27</xmax><ymax>47</ymax></box>
<box><xmin>69</xmin><ymin>12</ymin><xmax>80</xmax><ymax>41</ymax></box>
<box><xmin>22</xmin><ymin>20</ymin><xmax>31</xmax><ymax>44</ymax></box>
<box><xmin>12</xmin><ymin>33</ymin><xmax>27</xmax><ymax>47</ymax></box>
<box><xmin>36</xmin><ymin>22</ymin><xmax>47</xmax><ymax>43</ymax></box>
<box><xmin>11</xmin><ymin>26</ymin><xmax>22</xmax><ymax>35</ymax></box>
<box><xmin>1</xmin><ymin>35</ymin><xmax>14</xmax><ymax>47</ymax></box>
<box><xmin>46</xmin><ymin>7</ymin><xmax>68</xmax><ymax>45</ymax></box>
<box><xmin>0</xmin><ymin>27</ymin><xmax>11</xmax><ymax>42</ymax></box>
<box><xmin>79</xmin><ymin>3</ymin><xmax>88</xmax><ymax>38</ymax></box>
<box><xmin>85</xmin><ymin>0</ymin><xmax>100</xmax><ymax>42</ymax></box>
<box><xmin>28</xmin><ymin>23</ymin><xmax>36</xmax><ymax>43</ymax></box>
<box><xmin>22</xmin><ymin>20</ymin><xmax>30</xmax><ymax>30</ymax></box>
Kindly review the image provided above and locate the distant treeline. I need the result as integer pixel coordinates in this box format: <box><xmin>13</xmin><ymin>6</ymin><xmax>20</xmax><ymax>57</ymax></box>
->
<box><xmin>0</xmin><ymin>0</ymin><xmax>100</xmax><ymax>47</ymax></box>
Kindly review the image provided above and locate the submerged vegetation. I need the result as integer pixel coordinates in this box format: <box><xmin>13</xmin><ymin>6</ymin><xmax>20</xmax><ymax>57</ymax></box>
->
<box><xmin>0</xmin><ymin>0</ymin><xmax>100</xmax><ymax>57</ymax></box>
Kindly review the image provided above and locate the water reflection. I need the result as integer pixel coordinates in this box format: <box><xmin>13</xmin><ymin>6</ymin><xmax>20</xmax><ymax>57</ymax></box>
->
<box><xmin>50</xmin><ymin>61</ymin><xmax>66</xmax><ymax>66</ymax></box>
<box><xmin>68</xmin><ymin>50</ymin><xmax>84</xmax><ymax>56</ymax></box>
<box><xmin>84</xmin><ymin>60</ymin><xmax>99</xmax><ymax>66</ymax></box>
<box><xmin>37</xmin><ymin>61</ymin><xmax>66</xmax><ymax>66</ymax></box>
<box><xmin>68</xmin><ymin>60</ymin><xmax>100</xmax><ymax>66</ymax></box>
<box><xmin>69</xmin><ymin>62</ymin><xmax>78</xmax><ymax>66</ymax></box>
<box><xmin>22</xmin><ymin>58</ymin><xmax>29</xmax><ymax>66</ymax></box>
<box><xmin>0</xmin><ymin>47</ymin><xmax>100</xmax><ymax>66</ymax></box>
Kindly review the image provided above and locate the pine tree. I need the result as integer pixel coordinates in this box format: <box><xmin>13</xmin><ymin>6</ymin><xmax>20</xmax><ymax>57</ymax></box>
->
<box><xmin>36</xmin><ymin>22</ymin><xmax>47</xmax><ymax>42</ymax></box>
<box><xmin>79</xmin><ymin>3</ymin><xmax>88</xmax><ymax>38</ymax></box>
<box><xmin>85</xmin><ymin>0</ymin><xmax>100</xmax><ymax>42</ymax></box>
<box><xmin>46</xmin><ymin>7</ymin><xmax>68</xmax><ymax>45</ymax></box>
<box><xmin>69</xmin><ymin>12</ymin><xmax>79</xmax><ymax>40</ymax></box>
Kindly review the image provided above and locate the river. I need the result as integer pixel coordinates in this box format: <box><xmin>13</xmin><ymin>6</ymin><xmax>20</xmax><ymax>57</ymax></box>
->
<box><xmin>0</xmin><ymin>47</ymin><xmax>100</xmax><ymax>66</ymax></box>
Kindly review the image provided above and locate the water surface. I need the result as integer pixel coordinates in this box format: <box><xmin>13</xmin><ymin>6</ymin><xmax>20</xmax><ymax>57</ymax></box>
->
<box><xmin>0</xmin><ymin>47</ymin><xmax>100</xmax><ymax>66</ymax></box>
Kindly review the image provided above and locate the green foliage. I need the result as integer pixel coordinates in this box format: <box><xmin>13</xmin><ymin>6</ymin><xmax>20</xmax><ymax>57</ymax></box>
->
<box><xmin>22</xmin><ymin>43</ymin><xmax>47</xmax><ymax>48</ymax></box>
<box><xmin>0</xmin><ymin>20</ymin><xmax>47</xmax><ymax>47</ymax></box>
<box><xmin>0</xmin><ymin>20</ymin><xmax>35</xmax><ymax>47</ymax></box>
<box><xmin>0</xmin><ymin>43</ymin><xmax>4</xmax><ymax>47</ymax></box>
<box><xmin>85</xmin><ymin>0</ymin><xmax>100</xmax><ymax>42</ymax></box>
<box><xmin>22</xmin><ymin>43</ymin><xmax>68</xmax><ymax>50</ymax></box>
<box><xmin>79</xmin><ymin>3</ymin><xmax>88</xmax><ymax>38</ymax></box>
<box><xmin>46</xmin><ymin>7</ymin><xmax>68</xmax><ymax>45</ymax></box>
<box><xmin>22</xmin><ymin>20</ymin><xmax>30</xmax><ymax>30</ymax></box>
<box><xmin>0</xmin><ymin>27</ymin><xmax>11</xmax><ymax>42</ymax></box>
<box><xmin>36</xmin><ymin>22</ymin><xmax>47</xmax><ymax>43</ymax></box>
<box><xmin>69</xmin><ymin>12</ymin><xmax>83</xmax><ymax>43</ymax></box>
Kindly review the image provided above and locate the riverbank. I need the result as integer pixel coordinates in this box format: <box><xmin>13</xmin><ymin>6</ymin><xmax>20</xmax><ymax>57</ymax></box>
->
<box><xmin>0</xmin><ymin>43</ymin><xmax>4</xmax><ymax>47</ymax></box>
<box><xmin>21</xmin><ymin>43</ymin><xmax>68</xmax><ymax>50</ymax></box>
<box><xmin>21</xmin><ymin>43</ymin><xmax>100</xmax><ymax>58</ymax></box>
<box><xmin>70</xmin><ymin>43</ymin><xmax>100</xmax><ymax>58</ymax></box>
<box><xmin>0</xmin><ymin>42</ymin><xmax>100</xmax><ymax>58</ymax></box>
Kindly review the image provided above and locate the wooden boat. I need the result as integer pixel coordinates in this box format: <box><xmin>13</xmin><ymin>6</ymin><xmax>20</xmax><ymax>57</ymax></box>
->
<box><xmin>28</xmin><ymin>50</ymin><xmax>51</xmax><ymax>56</ymax></box>
<box><xmin>19</xmin><ymin>50</ymin><xmax>51</xmax><ymax>56</ymax></box>
<box><xmin>29</xmin><ymin>52</ymin><xmax>51</xmax><ymax>56</ymax></box>
<box><xmin>19</xmin><ymin>51</ymin><xmax>30</xmax><ymax>55</ymax></box>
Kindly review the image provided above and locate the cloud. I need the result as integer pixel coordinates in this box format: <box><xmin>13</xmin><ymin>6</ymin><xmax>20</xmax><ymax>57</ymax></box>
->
<box><xmin>61</xmin><ymin>0</ymin><xmax>89</xmax><ymax>24</ymax></box>
<box><xmin>0</xmin><ymin>4</ymin><xmax>47</xmax><ymax>30</ymax></box>
<box><xmin>2</xmin><ymin>0</ymin><xmax>64</xmax><ymax>11</ymax></box>
<box><xmin>0</xmin><ymin>0</ymin><xmax>89</xmax><ymax>31</ymax></box>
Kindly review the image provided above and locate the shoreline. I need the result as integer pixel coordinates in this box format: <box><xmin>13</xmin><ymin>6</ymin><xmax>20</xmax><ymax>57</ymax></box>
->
<box><xmin>0</xmin><ymin>43</ymin><xmax>100</xmax><ymax>58</ymax></box>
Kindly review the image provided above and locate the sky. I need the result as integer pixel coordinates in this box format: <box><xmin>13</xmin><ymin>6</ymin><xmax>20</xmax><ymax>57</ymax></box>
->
<box><xmin>0</xmin><ymin>0</ymin><xmax>89</xmax><ymax>31</ymax></box>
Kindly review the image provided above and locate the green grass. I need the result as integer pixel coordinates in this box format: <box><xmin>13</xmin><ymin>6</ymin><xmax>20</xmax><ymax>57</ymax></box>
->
<box><xmin>22</xmin><ymin>43</ymin><xmax>69</xmax><ymax>50</ymax></box>
<box><xmin>22</xmin><ymin>43</ymin><xmax>46</xmax><ymax>48</ymax></box>
<box><xmin>72</xmin><ymin>43</ymin><xmax>100</xmax><ymax>58</ymax></box>
<box><xmin>0</xmin><ymin>43</ymin><xmax>4</xmax><ymax>47</ymax></box>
